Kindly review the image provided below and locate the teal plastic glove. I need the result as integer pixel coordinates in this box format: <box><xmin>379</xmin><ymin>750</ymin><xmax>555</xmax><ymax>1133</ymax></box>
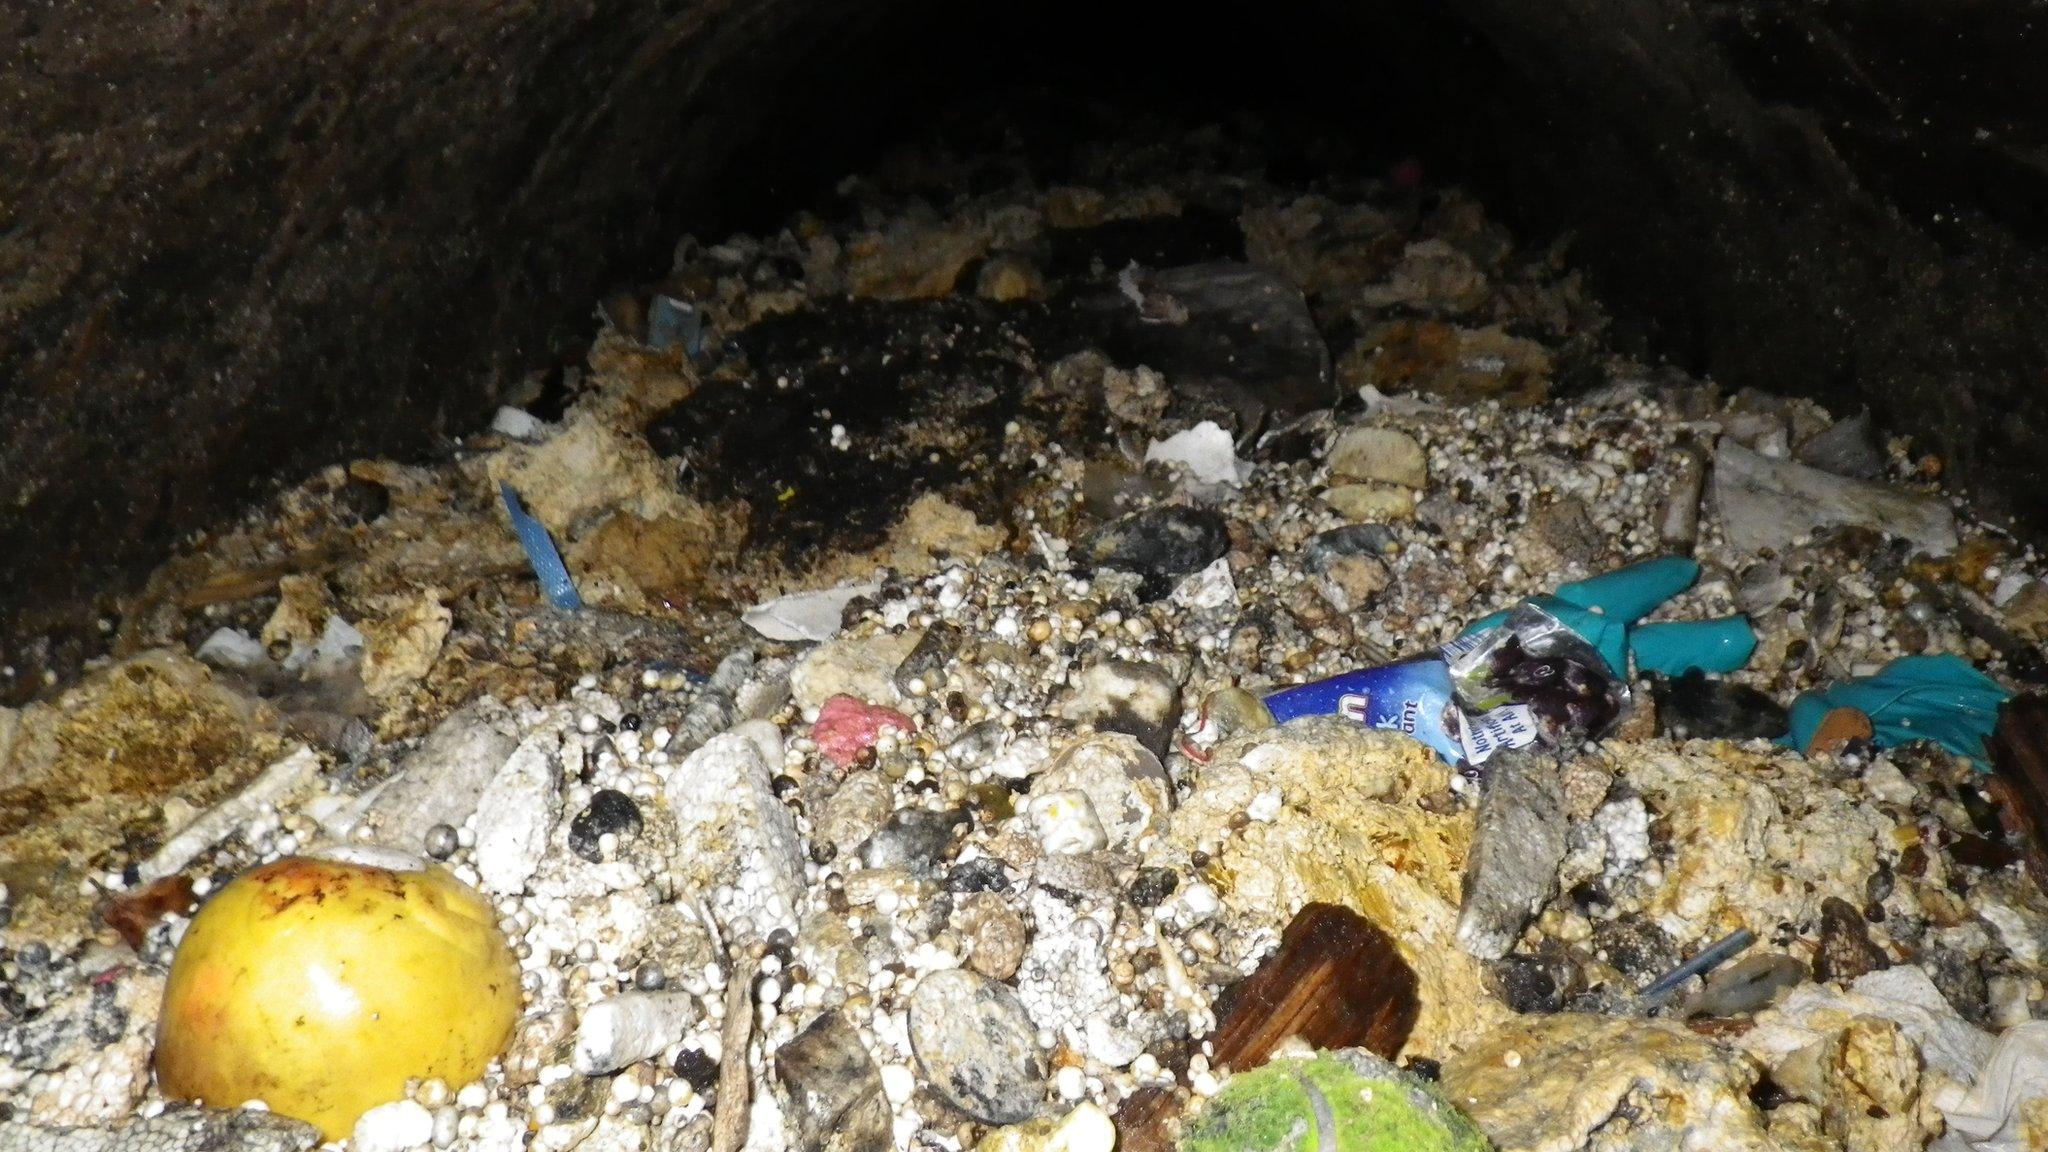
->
<box><xmin>1781</xmin><ymin>654</ymin><xmax>2009</xmax><ymax>768</ymax></box>
<box><xmin>1631</xmin><ymin>617</ymin><xmax>1759</xmax><ymax>677</ymax></box>
<box><xmin>1465</xmin><ymin>557</ymin><xmax>1756</xmax><ymax>678</ymax></box>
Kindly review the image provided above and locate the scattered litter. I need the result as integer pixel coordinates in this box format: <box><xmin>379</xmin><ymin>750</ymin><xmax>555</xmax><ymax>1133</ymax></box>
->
<box><xmin>12</xmin><ymin>106</ymin><xmax>2048</xmax><ymax>1152</ymax></box>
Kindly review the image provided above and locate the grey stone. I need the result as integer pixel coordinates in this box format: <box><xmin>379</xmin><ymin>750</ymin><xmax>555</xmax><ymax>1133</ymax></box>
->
<box><xmin>816</xmin><ymin>773</ymin><xmax>894</xmax><ymax>862</ymax></box>
<box><xmin>859</xmin><ymin>807</ymin><xmax>966</xmax><ymax>876</ymax></box>
<box><xmin>0</xmin><ymin>1108</ymin><xmax>321</xmax><ymax>1152</ymax></box>
<box><xmin>1056</xmin><ymin>659</ymin><xmax>1183</xmax><ymax>758</ymax></box>
<box><xmin>472</xmin><ymin>731</ymin><xmax>562</xmax><ymax>896</ymax></box>
<box><xmin>1090</xmin><ymin>261</ymin><xmax>1331</xmax><ymax>417</ymax></box>
<box><xmin>1813</xmin><ymin>896</ymin><xmax>1890</xmax><ymax>984</ymax></box>
<box><xmin>1796</xmin><ymin>409</ymin><xmax>1887</xmax><ymax>479</ymax></box>
<box><xmin>774</xmin><ymin>1011</ymin><xmax>892</xmax><ymax>1152</ymax></box>
<box><xmin>1081</xmin><ymin>505</ymin><xmax>1230</xmax><ymax>602</ymax></box>
<box><xmin>892</xmin><ymin>622</ymin><xmax>963</xmax><ymax>697</ymax></box>
<box><xmin>1456</xmin><ymin>747</ymin><xmax>1570</xmax><ymax>960</ymax></box>
<box><xmin>1303</xmin><ymin>523</ymin><xmax>1396</xmax><ymax>564</ymax></box>
<box><xmin>1713</xmin><ymin>437</ymin><xmax>1956</xmax><ymax>556</ymax></box>
<box><xmin>1587</xmin><ymin>913</ymin><xmax>1680</xmax><ymax>984</ymax></box>
<box><xmin>1680</xmin><ymin>953</ymin><xmax>1806</xmax><ymax>1018</ymax></box>
<box><xmin>907</xmin><ymin>969</ymin><xmax>1046</xmax><ymax>1125</ymax></box>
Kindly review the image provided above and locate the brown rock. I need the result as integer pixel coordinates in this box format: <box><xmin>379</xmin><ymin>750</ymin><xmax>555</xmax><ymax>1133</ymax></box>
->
<box><xmin>1315</xmin><ymin>553</ymin><xmax>1390</xmax><ymax>613</ymax></box>
<box><xmin>1512</xmin><ymin>496</ymin><xmax>1606</xmax><ymax>578</ymax></box>
<box><xmin>0</xmin><ymin>650</ymin><xmax>282</xmax><ymax>943</ymax></box>
<box><xmin>1208</xmin><ymin>902</ymin><xmax>1419</xmax><ymax>1073</ymax></box>
<box><xmin>260</xmin><ymin>572</ymin><xmax>338</xmax><ymax>652</ymax></box>
<box><xmin>100</xmin><ymin>873</ymin><xmax>198</xmax><ymax>950</ymax></box>
<box><xmin>1341</xmin><ymin>321</ymin><xmax>1552</xmax><ymax>407</ymax></box>
<box><xmin>976</xmin><ymin>256</ymin><xmax>1047</xmax><ymax>303</ymax></box>
<box><xmin>1988</xmin><ymin>694</ymin><xmax>2048</xmax><ymax>889</ymax></box>
<box><xmin>846</xmin><ymin>217</ymin><xmax>990</xmax><ymax>300</ymax></box>
<box><xmin>358</xmin><ymin>591</ymin><xmax>452</xmax><ymax>698</ymax></box>
<box><xmin>1110</xmin><ymin>1086</ymin><xmax>1184</xmax><ymax>1152</ymax></box>
<box><xmin>1811</xmin><ymin>896</ymin><xmax>1889</xmax><ymax>983</ymax></box>
<box><xmin>954</xmin><ymin>891</ymin><xmax>1029</xmax><ymax>981</ymax></box>
<box><xmin>567</xmin><ymin>506</ymin><xmax>723</xmax><ymax>610</ymax></box>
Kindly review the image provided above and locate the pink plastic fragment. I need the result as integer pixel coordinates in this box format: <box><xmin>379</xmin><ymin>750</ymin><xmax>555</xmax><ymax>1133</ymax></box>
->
<box><xmin>812</xmin><ymin>694</ymin><xmax>915</xmax><ymax>767</ymax></box>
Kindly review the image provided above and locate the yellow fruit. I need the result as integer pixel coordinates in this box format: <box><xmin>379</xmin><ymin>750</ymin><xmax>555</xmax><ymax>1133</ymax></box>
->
<box><xmin>155</xmin><ymin>852</ymin><xmax>521</xmax><ymax>1139</ymax></box>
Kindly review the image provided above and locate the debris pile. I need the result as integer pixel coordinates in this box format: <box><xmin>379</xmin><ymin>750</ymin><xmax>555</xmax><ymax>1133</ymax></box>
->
<box><xmin>4</xmin><ymin>107</ymin><xmax>2048</xmax><ymax>1152</ymax></box>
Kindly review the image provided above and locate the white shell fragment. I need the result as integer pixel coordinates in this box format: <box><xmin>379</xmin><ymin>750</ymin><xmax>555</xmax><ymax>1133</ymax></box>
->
<box><xmin>572</xmin><ymin>991</ymin><xmax>704</xmax><ymax>1075</ymax></box>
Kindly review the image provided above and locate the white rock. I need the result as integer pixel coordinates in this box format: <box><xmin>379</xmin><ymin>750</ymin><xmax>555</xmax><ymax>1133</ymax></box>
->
<box><xmin>472</xmin><ymin>733</ymin><xmax>562</xmax><ymax>896</ymax></box>
<box><xmin>1170</xmin><ymin>557</ymin><xmax>1237</xmax><ymax>610</ymax></box>
<box><xmin>743</xmin><ymin>582</ymin><xmax>881</xmax><ymax>643</ymax></box>
<box><xmin>352</xmin><ymin>1100</ymin><xmax>434</xmax><ymax>1152</ymax></box>
<box><xmin>1741</xmin><ymin>965</ymin><xmax>1994</xmax><ymax>1086</ymax></box>
<box><xmin>1594</xmin><ymin>795</ymin><xmax>1650</xmax><ymax>878</ymax></box>
<box><xmin>491</xmin><ymin>406</ymin><xmax>545</xmax><ymax>439</ymax></box>
<box><xmin>1713</xmin><ymin>437</ymin><xmax>1957</xmax><ymax>557</ymax></box>
<box><xmin>1028</xmin><ymin>790</ymin><xmax>1108</xmax><ymax>854</ymax></box>
<box><xmin>985</xmin><ymin>736</ymin><xmax>1053</xmax><ymax>781</ymax></box>
<box><xmin>1083</xmin><ymin>1014</ymin><xmax>1147</xmax><ymax>1068</ymax></box>
<box><xmin>1032</xmin><ymin>734</ymin><xmax>1171</xmax><ymax>850</ymax></box>
<box><xmin>193</xmin><ymin>627</ymin><xmax>271</xmax><ymax>676</ymax></box>
<box><xmin>879</xmin><ymin>1063</ymin><xmax>916</xmax><ymax>1107</ymax></box>
<box><xmin>665</xmin><ymin>721</ymin><xmax>806</xmax><ymax>940</ymax></box>
<box><xmin>1049</xmin><ymin>1103</ymin><xmax>1117</xmax><ymax>1152</ymax></box>
<box><xmin>142</xmin><ymin>746</ymin><xmax>323</xmax><ymax>882</ymax></box>
<box><xmin>1144</xmin><ymin>421</ymin><xmax>1253</xmax><ymax>488</ymax></box>
<box><xmin>355</xmin><ymin>699</ymin><xmax>518</xmax><ymax>850</ymax></box>
<box><xmin>573</xmin><ymin>991</ymin><xmax>704</xmax><ymax>1075</ymax></box>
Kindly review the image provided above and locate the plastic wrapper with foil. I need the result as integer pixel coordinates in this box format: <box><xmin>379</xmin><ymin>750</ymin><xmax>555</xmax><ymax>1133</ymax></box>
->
<box><xmin>1260</xmin><ymin>604</ymin><xmax>1626</xmax><ymax>771</ymax></box>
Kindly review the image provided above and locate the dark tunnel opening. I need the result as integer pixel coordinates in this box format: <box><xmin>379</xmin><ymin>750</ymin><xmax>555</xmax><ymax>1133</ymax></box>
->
<box><xmin>6</xmin><ymin>0</ymin><xmax>2048</xmax><ymax>697</ymax></box>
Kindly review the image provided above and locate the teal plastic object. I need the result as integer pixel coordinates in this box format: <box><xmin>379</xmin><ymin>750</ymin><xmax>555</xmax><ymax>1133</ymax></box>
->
<box><xmin>1631</xmin><ymin>616</ymin><xmax>1758</xmax><ymax>676</ymax></box>
<box><xmin>1462</xmin><ymin>557</ymin><xmax>1752</xmax><ymax>678</ymax></box>
<box><xmin>1555</xmin><ymin>556</ymin><xmax>1702</xmax><ymax>625</ymax></box>
<box><xmin>1781</xmin><ymin>654</ymin><xmax>2010</xmax><ymax>768</ymax></box>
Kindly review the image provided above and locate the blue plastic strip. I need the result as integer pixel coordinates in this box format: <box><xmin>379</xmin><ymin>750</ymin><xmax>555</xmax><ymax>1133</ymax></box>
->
<box><xmin>1638</xmin><ymin>927</ymin><xmax>1755</xmax><ymax>1002</ymax></box>
<box><xmin>499</xmin><ymin>482</ymin><xmax>584</xmax><ymax>610</ymax></box>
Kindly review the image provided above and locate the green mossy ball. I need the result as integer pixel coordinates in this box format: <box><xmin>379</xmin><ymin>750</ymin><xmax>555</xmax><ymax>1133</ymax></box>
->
<box><xmin>1179</xmin><ymin>1050</ymin><xmax>1492</xmax><ymax>1152</ymax></box>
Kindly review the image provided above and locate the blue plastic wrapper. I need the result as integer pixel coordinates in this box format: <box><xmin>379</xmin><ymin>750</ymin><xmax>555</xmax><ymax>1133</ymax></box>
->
<box><xmin>1266</xmin><ymin>658</ymin><xmax>1468</xmax><ymax>764</ymax></box>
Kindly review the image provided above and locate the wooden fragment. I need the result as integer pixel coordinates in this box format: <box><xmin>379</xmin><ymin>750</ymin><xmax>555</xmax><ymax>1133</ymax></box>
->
<box><xmin>1208</xmin><ymin>902</ymin><xmax>1420</xmax><ymax>1073</ymax></box>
